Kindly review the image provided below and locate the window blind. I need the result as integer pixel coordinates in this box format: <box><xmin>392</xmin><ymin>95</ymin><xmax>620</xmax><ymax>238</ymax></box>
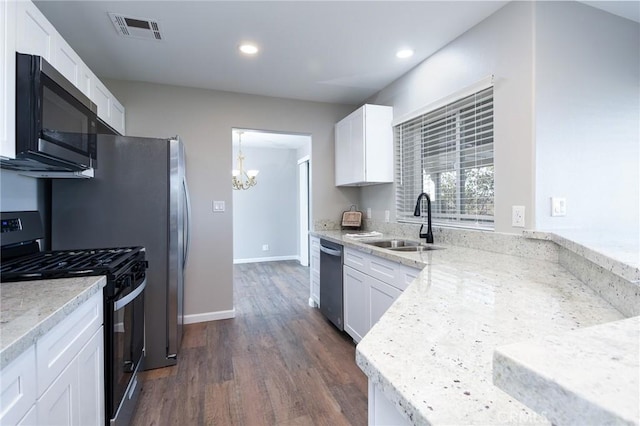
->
<box><xmin>395</xmin><ymin>86</ymin><xmax>494</xmax><ymax>229</ymax></box>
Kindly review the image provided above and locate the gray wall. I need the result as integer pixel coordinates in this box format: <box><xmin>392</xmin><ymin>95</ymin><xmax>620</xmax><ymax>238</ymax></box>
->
<box><xmin>233</xmin><ymin>146</ymin><xmax>298</xmax><ymax>262</ymax></box>
<box><xmin>0</xmin><ymin>170</ymin><xmax>40</xmax><ymax>211</ymax></box>
<box><xmin>363</xmin><ymin>1</ymin><xmax>535</xmax><ymax>233</ymax></box>
<box><xmin>104</xmin><ymin>79</ymin><xmax>355</xmax><ymax>318</ymax></box>
<box><xmin>534</xmin><ymin>1</ymin><xmax>639</xmax><ymax>234</ymax></box>
<box><xmin>361</xmin><ymin>1</ymin><xmax>639</xmax><ymax>236</ymax></box>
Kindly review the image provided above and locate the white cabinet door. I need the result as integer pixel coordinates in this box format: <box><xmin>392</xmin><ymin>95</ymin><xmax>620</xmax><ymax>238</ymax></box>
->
<box><xmin>52</xmin><ymin>37</ymin><xmax>82</xmax><ymax>89</ymax></box>
<box><xmin>37</xmin><ymin>358</ymin><xmax>79</xmax><ymax>426</ymax></box>
<box><xmin>309</xmin><ymin>236</ymin><xmax>320</xmax><ymax>307</ymax></box>
<box><xmin>349</xmin><ymin>106</ymin><xmax>365</xmax><ymax>183</ymax></box>
<box><xmin>0</xmin><ymin>0</ymin><xmax>17</xmax><ymax>159</ymax></box>
<box><xmin>15</xmin><ymin>1</ymin><xmax>56</xmax><ymax>61</ymax></box>
<box><xmin>334</xmin><ymin>117</ymin><xmax>351</xmax><ymax>186</ymax></box>
<box><xmin>92</xmin><ymin>78</ymin><xmax>111</xmax><ymax>125</ymax></box>
<box><xmin>77</xmin><ymin>65</ymin><xmax>94</xmax><ymax>99</ymax></box>
<box><xmin>17</xmin><ymin>405</ymin><xmax>37</xmax><ymax>426</ymax></box>
<box><xmin>334</xmin><ymin>104</ymin><xmax>393</xmax><ymax>186</ymax></box>
<box><xmin>0</xmin><ymin>346</ymin><xmax>37</xmax><ymax>425</ymax></box>
<box><xmin>368</xmin><ymin>382</ymin><xmax>411</xmax><ymax>426</ymax></box>
<box><xmin>34</xmin><ymin>295</ymin><xmax>104</xmax><ymax>426</ymax></box>
<box><xmin>110</xmin><ymin>97</ymin><xmax>126</xmax><ymax>135</ymax></box>
<box><xmin>343</xmin><ymin>265</ymin><xmax>369</xmax><ymax>343</ymax></box>
<box><xmin>335</xmin><ymin>107</ymin><xmax>365</xmax><ymax>186</ymax></box>
<box><xmin>369</xmin><ymin>278</ymin><xmax>401</xmax><ymax>328</ymax></box>
<box><xmin>77</xmin><ymin>328</ymin><xmax>105</xmax><ymax>426</ymax></box>
<box><xmin>92</xmin><ymin>77</ymin><xmax>126</xmax><ymax>134</ymax></box>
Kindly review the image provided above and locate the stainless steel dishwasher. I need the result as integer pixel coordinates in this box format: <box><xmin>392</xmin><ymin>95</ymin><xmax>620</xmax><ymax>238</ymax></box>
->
<box><xmin>319</xmin><ymin>239</ymin><xmax>344</xmax><ymax>331</ymax></box>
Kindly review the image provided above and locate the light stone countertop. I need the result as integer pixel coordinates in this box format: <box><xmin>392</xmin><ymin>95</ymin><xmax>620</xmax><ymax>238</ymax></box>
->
<box><xmin>312</xmin><ymin>230</ymin><xmax>628</xmax><ymax>425</ymax></box>
<box><xmin>494</xmin><ymin>316</ymin><xmax>640</xmax><ymax>425</ymax></box>
<box><xmin>524</xmin><ymin>229</ymin><xmax>640</xmax><ymax>282</ymax></box>
<box><xmin>0</xmin><ymin>276</ymin><xmax>106</xmax><ymax>369</ymax></box>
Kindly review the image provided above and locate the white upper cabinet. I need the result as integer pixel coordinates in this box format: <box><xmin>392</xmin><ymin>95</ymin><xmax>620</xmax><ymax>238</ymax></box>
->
<box><xmin>15</xmin><ymin>1</ymin><xmax>55</xmax><ymax>62</ymax></box>
<box><xmin>335</xmin><ymin>104</ymin><xmax>393</xmax><ymax>186</ymax></box>
<box><xmin>0</xmin><ymin>0</ymin><xmax>17</xmax><ymax>159</ymax></box>
<box><xmin>52</xmin><ymin>36</ymin><xmax>83</xmax><ymax>89</ymax></box>
<box><xmin>93</xmin><ymin>78</ymin><xmax>125</xmax><ymax>135</ymax></box>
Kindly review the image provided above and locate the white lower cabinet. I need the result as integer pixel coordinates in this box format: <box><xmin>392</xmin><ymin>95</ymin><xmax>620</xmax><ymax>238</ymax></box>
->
<box><xmin>368</xmin><ymin>382</ymin><xmax>410</xmax><ymax>426</ymax></box>
<box><xmin>344</xmin><ymin>265</ymin><xmax>369</xmax><ymax>342</ymax></box>
<box><xmin>77</xmin><ymin>329</ymin><xmax>105</xmax><ymax>426</ymax></box>
<box><xmin>309</xmin><ymin>236</ymin><xmax>320</xmax><ymax>307</ymax></box>
<box><xmin>0</xmin><ymin>291</ymin><xmax>104</xmax><ymax>426</ymax></box>
<box><xmin>17</xmin><ymin>405</ymin><xmax>37</xmax><ymax>426</ymax></box>
<box><xmin>0</xmin><ymin>346</ymin><xmax>37</xmax><ymax>425</ymax></box>
<box><xmin>38</xmin><ymin>353</ymin><xmax>79</xmax><ymax>425</ymax></box>
<box><xmin>343</xmin><ymin>248</ymin><xmax>420</xmax><ymax>343</ymax></box>
<box><xmin>38</xmin><ymin>326</ymin><xmax>104</xmax><ymax>426</ymax></box>
<box><xmin>369</xmin><ymin>278</ymin><xmax>401</xmax><ymax>327</ymax></box>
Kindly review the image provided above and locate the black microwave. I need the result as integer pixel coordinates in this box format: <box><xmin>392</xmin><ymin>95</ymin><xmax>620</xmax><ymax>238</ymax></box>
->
<box><xmin>13</xmin><ymin>52</ymin><xmax>98</xmax><ymax>172</ymax></box>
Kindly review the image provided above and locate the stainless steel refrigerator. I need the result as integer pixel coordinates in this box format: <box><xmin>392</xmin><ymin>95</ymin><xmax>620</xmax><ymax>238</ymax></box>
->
<box><xmin>51</xmin><ymin>135</ymin><xmax>191</xmax><ymax>370</ymax></box>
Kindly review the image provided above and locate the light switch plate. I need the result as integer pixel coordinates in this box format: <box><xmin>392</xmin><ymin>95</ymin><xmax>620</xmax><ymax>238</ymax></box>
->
<box><xmin>213</xmin><ymin>201</ymin><xmax>225</xmax><ymax>212</ymax></box>
<box><xmin>551</xmin><ymin>197</ymin><xmax>566</xmax><ymax>217</ymax></box>
<box><xmin>512</xmin><ymin>205</ymin><xmax>525</xmax><ymax>227</ymax></box>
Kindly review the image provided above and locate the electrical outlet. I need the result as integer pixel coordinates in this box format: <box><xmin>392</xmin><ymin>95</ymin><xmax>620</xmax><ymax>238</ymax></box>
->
<box><xmin>512</xmin><ymin>205</ymin><xmax>525</xmax><ymax>227</ymax></box>
<box><xmin>262</xmin><ymin>244</ymin><xmax>269</xmax><ymax>251</ymax></box>
<box><xmin>551</xmin><ymin>197</ymin><xmax>567</xmax><ymax>217</ymax></box>
<box><xmin>367</xmin><ymin>208</ymin><xmax>372</xmax><ymax>219</ymax></box>
<box><xmin>213</xmin><ymin>201</ymin><xmax>225</xmax><ymax>212</ymax></box>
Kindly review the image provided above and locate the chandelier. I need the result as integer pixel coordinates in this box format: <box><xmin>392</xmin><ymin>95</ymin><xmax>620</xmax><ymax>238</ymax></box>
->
<box><xmin>232</xmin><ymin>131</ymin><xmax>259</xmax><ymax>190</ymax></box>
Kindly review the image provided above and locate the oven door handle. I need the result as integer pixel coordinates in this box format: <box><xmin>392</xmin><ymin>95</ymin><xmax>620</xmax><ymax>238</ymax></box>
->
<box><xmin>114</xmin><ymin>278</ymin><xmax>147</xmax><ymax>311</ymax></box>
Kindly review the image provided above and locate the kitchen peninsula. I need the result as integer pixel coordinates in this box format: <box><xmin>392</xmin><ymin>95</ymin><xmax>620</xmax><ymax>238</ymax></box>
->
<box><xmin>312</xmin><ymin>228</ymin><xmax>638</xmax><ymax>425</ymax></box>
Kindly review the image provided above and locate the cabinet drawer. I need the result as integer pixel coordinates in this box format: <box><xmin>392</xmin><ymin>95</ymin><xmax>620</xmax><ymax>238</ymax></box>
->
<box><xmin>368</xmin><ymin>255</ymin><xmax>400</xmax><ymax>288</ymax></box>
<box><xmin>0</xmin><ymin>345</ymin><xmax>37</xmax><ymax>425</ymax></box>
<box><xmin>344</xmin><ymin>248</ymin><xmax>368</xmax><ymax>271</ymax></box>
<box><xmin>36</xmin><ymin>291</ymin><xmax>102</xmax><ymax>395</ymax></box>
<box><xmin>345</xmin><ymin>248</ymin><xmax>420</xmax><ymax>291</ymax></box>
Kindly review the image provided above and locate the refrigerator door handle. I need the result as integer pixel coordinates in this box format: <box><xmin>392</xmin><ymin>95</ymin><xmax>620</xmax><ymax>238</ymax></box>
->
<box><xmin>183</xmin><ymin>176</ymin><xmax>192</xmax><ymax>268</ymax></box>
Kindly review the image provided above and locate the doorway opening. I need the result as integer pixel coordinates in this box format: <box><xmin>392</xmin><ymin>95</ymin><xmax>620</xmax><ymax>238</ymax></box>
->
<box><xmin>231</xmin><ymin>128</ymin><xmax>312</xmax><ymax>266</ymax></box>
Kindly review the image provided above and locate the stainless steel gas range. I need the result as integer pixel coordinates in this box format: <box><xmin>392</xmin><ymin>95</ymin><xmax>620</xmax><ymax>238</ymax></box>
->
<box><xmin>1</xmin><ymin>211</ymin><xmax>147</xmax><ymax>426</ymax></box>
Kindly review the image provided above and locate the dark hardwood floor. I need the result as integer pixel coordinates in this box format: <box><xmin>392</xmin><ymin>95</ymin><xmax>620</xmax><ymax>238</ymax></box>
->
<box><xmin>131</xmin><ymin>260</ymin><xmax>368</xmax><ymax>425</ymax></box>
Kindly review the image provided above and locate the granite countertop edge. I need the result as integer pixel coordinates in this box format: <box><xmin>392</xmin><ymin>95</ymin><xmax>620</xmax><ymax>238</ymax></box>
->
<box><xmin>523</xmin><ymin>230</ymin><xmax>640</xmax><ymax>283</ymax></box>
<box><xmin>0</xmin><ymin>276</ymin><xmax>106</xmax><ymax>369</ymax></box>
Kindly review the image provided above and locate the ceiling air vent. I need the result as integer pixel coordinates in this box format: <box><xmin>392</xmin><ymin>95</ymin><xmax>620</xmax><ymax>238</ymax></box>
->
<box><xmin>109</xmin><ymin>13</ymin><xmax>163</xmax><ymax>41</ymax></box>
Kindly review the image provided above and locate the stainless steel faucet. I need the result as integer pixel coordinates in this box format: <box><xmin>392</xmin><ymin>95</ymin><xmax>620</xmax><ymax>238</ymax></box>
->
<box><xmin>413</xmin><ymin>192</ymin><xmax>434</xmax><ymax>244</ymax></box>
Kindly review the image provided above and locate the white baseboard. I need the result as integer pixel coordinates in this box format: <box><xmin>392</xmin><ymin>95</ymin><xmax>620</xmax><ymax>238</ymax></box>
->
<box><xmin>233</xmin><ymin>255</ymin><xmax>300</xmax><ymax>264</ymax></box>
<box><xmin>183</xmin><ymin>309</ymin><xmax>236</xmax><ymax>324</ymax></box>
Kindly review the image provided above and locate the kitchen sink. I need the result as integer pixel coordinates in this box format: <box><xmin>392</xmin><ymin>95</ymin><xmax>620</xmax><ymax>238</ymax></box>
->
<box><xmin>387</xmin><ymin>245</ymin><xmax>444</xmax><ymax>252</ymax></box>
<box><xmin>363</xmin><ymin>239</ymin><xmax>422</xmax><ymax>248</ymax></box>
<box><xmin>362</xmin><ymin>239</ymin><xmax>444</xmax><ymax>252</ymax></box>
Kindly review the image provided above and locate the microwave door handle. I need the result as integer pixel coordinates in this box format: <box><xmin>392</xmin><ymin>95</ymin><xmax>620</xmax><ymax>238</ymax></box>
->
<box><xmin>183</xmin><ymin>176</ymin><xmax>192</xmax><ymax>268</ymax></box>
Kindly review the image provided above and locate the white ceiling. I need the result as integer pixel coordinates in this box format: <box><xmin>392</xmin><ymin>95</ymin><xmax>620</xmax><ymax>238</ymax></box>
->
<box><xmin>35</xmin><ymin>0</ymin><xmax>511</xmax><ymax>105</ymax></box>
<box><xmin>34</xmin><ymin>1</ymin><xmax>638</xmax><ymax>107</ymax></box>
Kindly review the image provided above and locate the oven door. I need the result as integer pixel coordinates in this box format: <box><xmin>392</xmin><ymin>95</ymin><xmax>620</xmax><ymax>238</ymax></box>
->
<box><xmin>109</xmin><ymin>275</ymin><xmax>146</xmax><ymax>425</ymax></box>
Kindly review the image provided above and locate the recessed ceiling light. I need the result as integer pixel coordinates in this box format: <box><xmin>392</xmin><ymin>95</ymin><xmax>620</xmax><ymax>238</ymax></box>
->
<box><xmin>239</xmin><ymin>44</ymin><xmax>259</xmax><ymax>55</ymax></box>
<box><xmin>396</xmin><ymin>49</ymin><xmax>414</xmax><ymax>59</ymax></box>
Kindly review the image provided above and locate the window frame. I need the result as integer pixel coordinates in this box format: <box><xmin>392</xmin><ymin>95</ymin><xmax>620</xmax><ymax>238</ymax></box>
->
<box><xmin>395</xmin><ymin>83</ymin><xmax>495</xmax><ymax>230</ymax></box>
